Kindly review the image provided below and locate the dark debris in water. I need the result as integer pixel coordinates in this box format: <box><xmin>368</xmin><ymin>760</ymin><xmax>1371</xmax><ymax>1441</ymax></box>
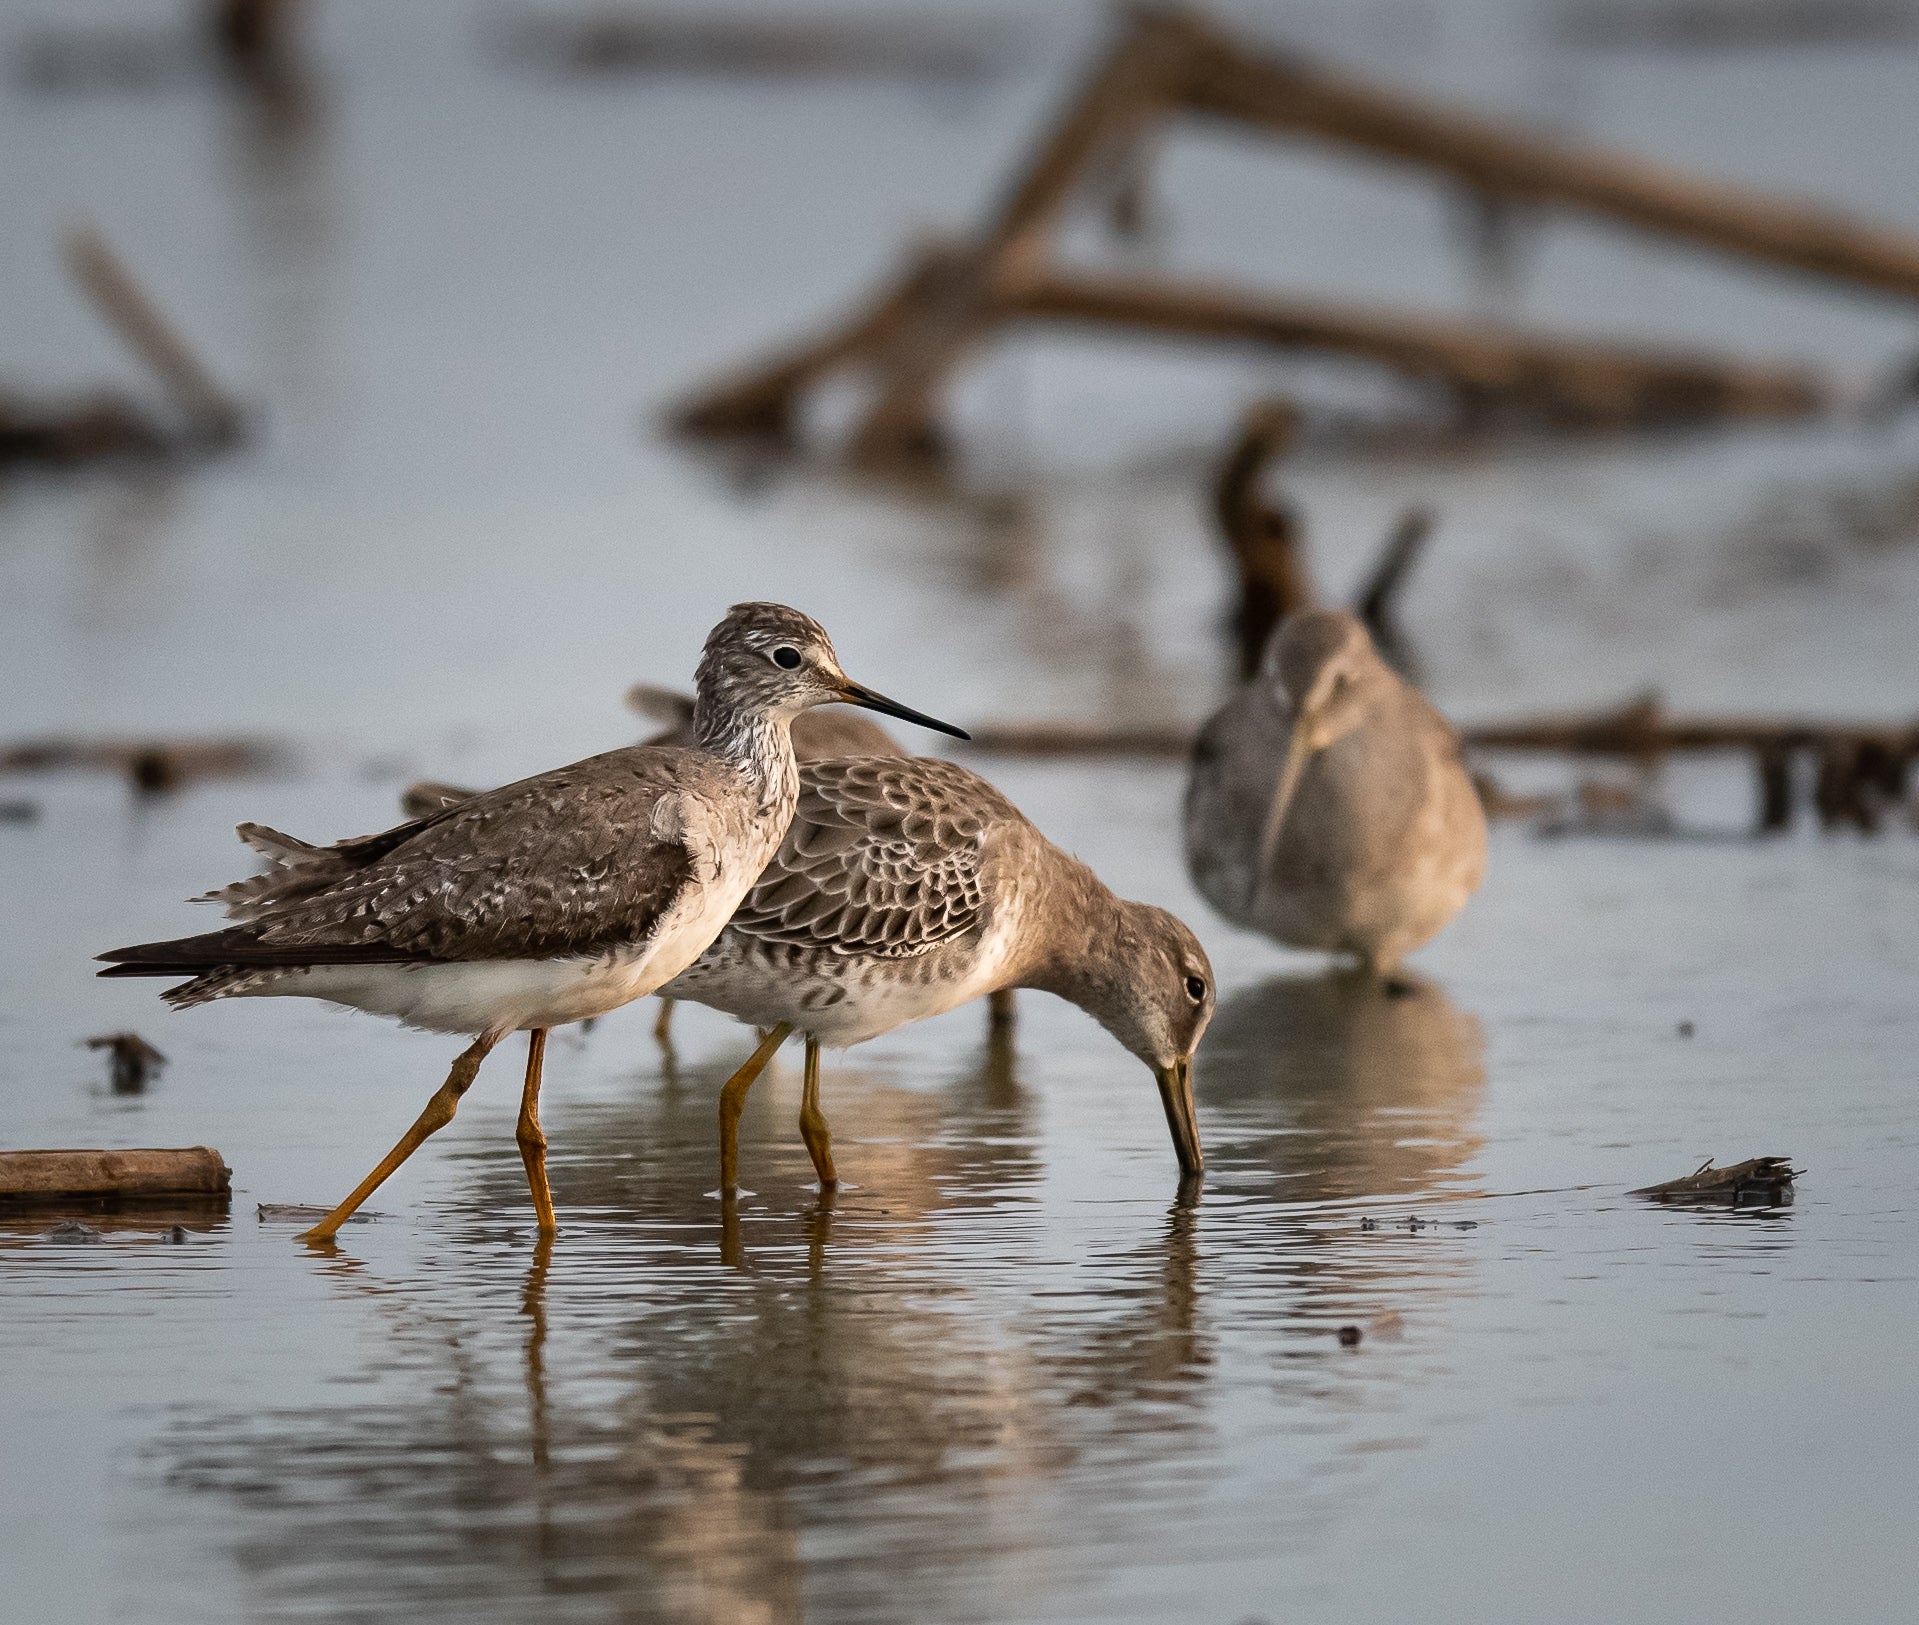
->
<box><xmin>1359</xmin><ymin>1214</ymin><xmax>1478</xmax><ymax>1231</ymax></box>
<box><xmin>255</xmin><ymin>1203</ymin><xmax>381</xmax><ymax>1225</ymax></box>
<box><xmin>85</xmin><ymin>1031</ymin><xmax>167</xmax><ymax>1095</ymax></box>
<box><xmin>1632</xmin><ymin>1157</ymin><xmax>1797</xmax><ymax>1206</ymax></box>
<box><xmin>46</xmin><ymin>1219</ymin><xmax>102</xmax><ymax>1243</ymax></box>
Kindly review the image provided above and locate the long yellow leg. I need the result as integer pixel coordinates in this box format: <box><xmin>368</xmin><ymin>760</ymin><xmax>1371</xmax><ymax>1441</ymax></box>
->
<box><xmin>518</xmin><ymin>1028</ymin><xmax>557</xmax><ymax>1237</ymax></box>
<box><xmin>717</xmin><ymin>1021</ymin><xmax>792</xmax><ymax>1194</ymax></box>
<box><xmin>797</xmin><ymin>1036</ymin><xmax>837</xmax><ymax>1188</ymax></box>
<box><xmin>299</xmin><ymin>1031</ymin><xmax>499</xmax><ymax>1244</ymax></box>
<box><xmin>653</xmin><ymin>997</ymin><xmax>675</xmax><ymax>1048</ymax></box>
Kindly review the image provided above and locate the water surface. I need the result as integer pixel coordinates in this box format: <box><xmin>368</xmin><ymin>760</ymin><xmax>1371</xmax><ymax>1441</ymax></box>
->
<box><xmin>4</xmin><ymin>3</ymin><xmax>1919</xmax><ymax>1620</ymax></box>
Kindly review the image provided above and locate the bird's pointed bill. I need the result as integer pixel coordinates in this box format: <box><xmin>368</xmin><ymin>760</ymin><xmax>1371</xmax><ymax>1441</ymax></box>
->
<box><xmin>837</xmin><ymin>679</ymin><xmax>970</xmax><ymax>740</ymax></box>
<box><xmin>1155</xmin><ymin>1055</ymin><xmax>1203</xmax><ymax>1176</ymax></box>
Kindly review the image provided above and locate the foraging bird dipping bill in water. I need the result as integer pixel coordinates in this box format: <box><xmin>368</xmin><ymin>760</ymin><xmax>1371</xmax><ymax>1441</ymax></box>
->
<box><xmin>1183</xmin><ymin>609</ymin><xmax>1485</xmax><ymax>977</ymax></box>
<box><xmin>664</xmin><ymin>754</ymin><xmax>1216</xmax><ymax>1193</ymax></box>
<box><xmin>96</xmin><ymin>603</ymin><xmax>967</xmax><ymax>1245</ymax></box>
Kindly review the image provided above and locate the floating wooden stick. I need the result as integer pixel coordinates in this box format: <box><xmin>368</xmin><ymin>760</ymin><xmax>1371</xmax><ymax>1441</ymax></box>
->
<box><xmin>503</xmin><ymin>6</ymin><xmax>1006</xmax><ymax>82</ymax></box>
<box><xmin>0</xmin><ymin>1147</ymin><xmax>230</xmax><ymax>1199</ymax></box>
<box><xmin>1354</xmin><ymin>506</ymin><xmax>1434</xmax><ymax>681</ymax></box>
<box><xmin>1463</xmin><ymin>696</ymin><xmax>1919</xmax><ymax>757</ymax></box>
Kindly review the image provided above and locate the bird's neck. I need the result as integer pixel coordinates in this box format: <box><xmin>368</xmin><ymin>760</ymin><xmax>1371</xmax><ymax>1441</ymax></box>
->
<box><xmin>1015</xmin><ymin>855</ymin><xmax>1130</xmax><ymax>1009</ymax></box>
<box><xmin>694</xmin><ymin>701</ymin><xmax>798</xmax><ymax>817</ymax></box>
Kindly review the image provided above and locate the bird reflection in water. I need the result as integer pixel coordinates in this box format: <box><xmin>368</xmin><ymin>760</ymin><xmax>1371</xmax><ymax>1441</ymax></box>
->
<box><xmin>150</xmin><ymin>993</ymin><xmax>1483</xmax><ymax>1621</ymax></box>
<box><xmin>1199</xmin><ymin>970</ymin><xmax>1486</xmax><ymax>1205</ymax></box>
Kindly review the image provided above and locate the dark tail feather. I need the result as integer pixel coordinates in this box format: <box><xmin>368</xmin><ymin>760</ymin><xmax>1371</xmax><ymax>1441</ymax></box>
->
<box><xmin>97</xmin><ymin>928</ymin><xmax>412</xmax><ymax>978</ymax></box>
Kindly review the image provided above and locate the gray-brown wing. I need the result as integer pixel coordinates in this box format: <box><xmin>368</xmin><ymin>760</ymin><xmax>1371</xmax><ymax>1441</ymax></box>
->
<box><xmin>202</xmin><ymin>746</ymin><xmax>717</xmax><ymax>962</ymax></box>
<box><xmin>727</xmin><ymin>757</ymin><xmax>1005</xmax><ymax>958</ymax></box>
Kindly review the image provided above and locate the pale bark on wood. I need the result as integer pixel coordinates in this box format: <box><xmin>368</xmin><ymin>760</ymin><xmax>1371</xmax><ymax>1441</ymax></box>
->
<box><xmin>0</xmin><ymin>1147</ymin><xmax>231</xmax><ymax>1198</ymax></box>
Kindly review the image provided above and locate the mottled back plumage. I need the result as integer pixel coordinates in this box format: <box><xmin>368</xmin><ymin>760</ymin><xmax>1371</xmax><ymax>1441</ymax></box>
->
<box><xmin>725</xmin><ymin>756</ymin><xmax>1004</xmax><ymax>959</ymax></box>
<box><xmin>97</xmin><ymin>602</ymin><xmax>889</xmax><ymax>1023</ymax></box>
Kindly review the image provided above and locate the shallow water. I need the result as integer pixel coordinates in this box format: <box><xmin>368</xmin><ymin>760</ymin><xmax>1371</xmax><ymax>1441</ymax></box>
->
<box><xmin>5</xmin><ymin>3</ymin><xmax>1919</xmax><ymax>1621</ymax></box>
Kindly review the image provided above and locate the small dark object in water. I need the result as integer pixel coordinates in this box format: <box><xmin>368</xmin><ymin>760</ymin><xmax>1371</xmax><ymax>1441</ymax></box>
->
<box><xmin>47</xmin><ymin>1220</ymin><xmax>101</xmax><ymax>1243</ymax></box>
<box><xmin>1632</xmin><ymin>1156</ymin><xmax>1796</xmax><ymax>1206</ymax></box>
<box><xmin>1359</xmin><ymin>1216</ymin><xmax>1378</xmax><ymax>1231</ymax></box>
<box><xmin>1337</xmin><ymin>1325</ymin><xmax>1363</xmax><ymax>1347</ymax></box>
<box><xmin>1452</xmin><ymin>1219</ymin><xmax>1478</xmax><ymax>1229</ymax></box>
<box><xmin>1677</xmin><ymin>1019</ymin><xmax>1695</xmax><ymax>1037</ymax></box>
<box><xmin>85</xmin><ymin>1031</ymin><xmax>167</xmax><ymax>1095</ymax></box>
<box><xmin>255</xmin><ymin>1202</ymin><xmax>378</xmax><ymax>1225</ymax></box>
<box><xmin>0</xmin><ymin>799</ymin><xmax>38</xmax><ymax>823</ymax></box>
<box><xmin>0</xmin><ymin>733</ymin><xmax>280</xmax><ymax>791</ymax></box>
<box><xmin>165</xmin><ymin>1224</ymin><xmax>188</xmax><ymax>1243</ymax></box>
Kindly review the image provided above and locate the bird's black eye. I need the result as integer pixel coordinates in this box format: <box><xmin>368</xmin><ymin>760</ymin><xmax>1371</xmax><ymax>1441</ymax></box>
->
<box><xmin>771</xmin><ymin>646</ymin><xmax>802</xmax><ymax>670</ymax></box>
<box><xmin>1184</xmin><ymin>975</ymin><xmax>1207</xmax><ymax>1003</ymax></box>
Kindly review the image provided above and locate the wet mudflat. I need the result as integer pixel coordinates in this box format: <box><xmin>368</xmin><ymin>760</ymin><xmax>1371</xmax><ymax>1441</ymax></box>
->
<box><xmin>5</xmin><ymin>3</ymin><xmax>1919</xmax><ymax>1621</ymax></box>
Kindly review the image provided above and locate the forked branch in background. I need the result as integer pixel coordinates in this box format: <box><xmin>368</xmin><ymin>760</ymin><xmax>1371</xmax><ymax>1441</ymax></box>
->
<box><xmin>665</xmin><ymin>4</ymin><xmax>1919</xmax><ymax>470</ymax></box>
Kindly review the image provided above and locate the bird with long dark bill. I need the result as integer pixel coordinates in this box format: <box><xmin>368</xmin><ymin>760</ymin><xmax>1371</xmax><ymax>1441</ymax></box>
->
<box><xmin>97</xmin><ymin>603</ymin><xmax>966</xmax><ymax>1244</ymax></box>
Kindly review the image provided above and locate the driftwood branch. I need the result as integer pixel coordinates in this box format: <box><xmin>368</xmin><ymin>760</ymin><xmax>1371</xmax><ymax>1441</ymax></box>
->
<box><xmin>665</xmin><ymin>3</ymin><xmax>1913</xmax><ymax>468</ymax></box>
<box><xmin>1631</xmin><ymin>1156</ymin><xmax>1796</xmax><ymax>1205</ymax></box>
<box><xmin>1467</xmin><ymin>695</ymin><xmax>1917</xmax><ymax>833</ymax></box>
<box><xmin>64</xmin><ymin>226</ymin><xmax>242</xmax><ymax>447</ymax></box>
<box><xmin>0</xmin><ymin>734</ymin><xmax>281</xmax><ymax>791</ymax></box>
<box><xmin>959</xmin><ymin>722</ymin><xmax>1195</xmax><ymax>759</ymax></box>
<box><xmin>1007</xmin><ymin>266</ymin><xmax>1826</xmax><ymax>424</ymax></box>
<box><xmin>1165</xmin><ymin>7</ymin><xmax>1919</xmax><ymax>302</ymax></box>
<box><xmin>962</xmin><ymin>691</ymin><xmax>1919</xmax><ymax>836</ymax></box>
<box><xmin>1354</xmin><ymin>506</ymin><xmax>1434</xmax><ymax>682</ymax></box>
<box><xmin>1212</xmin><ymin>400</ymin><xmax>1310</xmax><ymax>678</ymax></box>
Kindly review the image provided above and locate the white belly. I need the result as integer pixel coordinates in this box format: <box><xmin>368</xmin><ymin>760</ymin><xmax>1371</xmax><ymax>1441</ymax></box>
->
<box><xmin>669</xmin><ymin>894</ymin><xmax>1025</xmax><ymax>1049</ymax></box>
<box><xmin>230</xmin><ymin>858</ymin><xmax>766</xmax><ymax>1036</ymax></box>
<box><xmin>242</xmin><ymin>955</ymin><xmax>663</xmax><ymax>1035</ymax></box>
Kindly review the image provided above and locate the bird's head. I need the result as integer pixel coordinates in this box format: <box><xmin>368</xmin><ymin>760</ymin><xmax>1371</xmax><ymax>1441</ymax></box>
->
<box><xmin>693</xmin><ymin>602</ymin><xmax>967</xmax><ymax>739</ymax></box>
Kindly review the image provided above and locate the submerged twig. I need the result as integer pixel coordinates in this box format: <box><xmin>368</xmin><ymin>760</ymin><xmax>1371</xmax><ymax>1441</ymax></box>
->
<box><xmin>1631</xmin><ymin>1157</ymin><xmax>1797</xmax><ymax>1206</ymax></box>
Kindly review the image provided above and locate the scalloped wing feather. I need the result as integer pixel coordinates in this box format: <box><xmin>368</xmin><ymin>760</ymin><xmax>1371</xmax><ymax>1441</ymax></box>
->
<box><xmin>725</xmin><ymin>757</ymin><xmax>1010</xmax><ymax>960</ymax></box>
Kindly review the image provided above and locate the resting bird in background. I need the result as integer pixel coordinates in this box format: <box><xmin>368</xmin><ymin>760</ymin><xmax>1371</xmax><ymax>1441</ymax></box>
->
<box><xmin>97</xmin><ymin>603</ymin><xmax>966</xmax><ymax>1245</ymax></box>
<box><xmin>1183</xmin><ymin>608</ymin><xmax>1485</xmax><ymax>977</ymax></box>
